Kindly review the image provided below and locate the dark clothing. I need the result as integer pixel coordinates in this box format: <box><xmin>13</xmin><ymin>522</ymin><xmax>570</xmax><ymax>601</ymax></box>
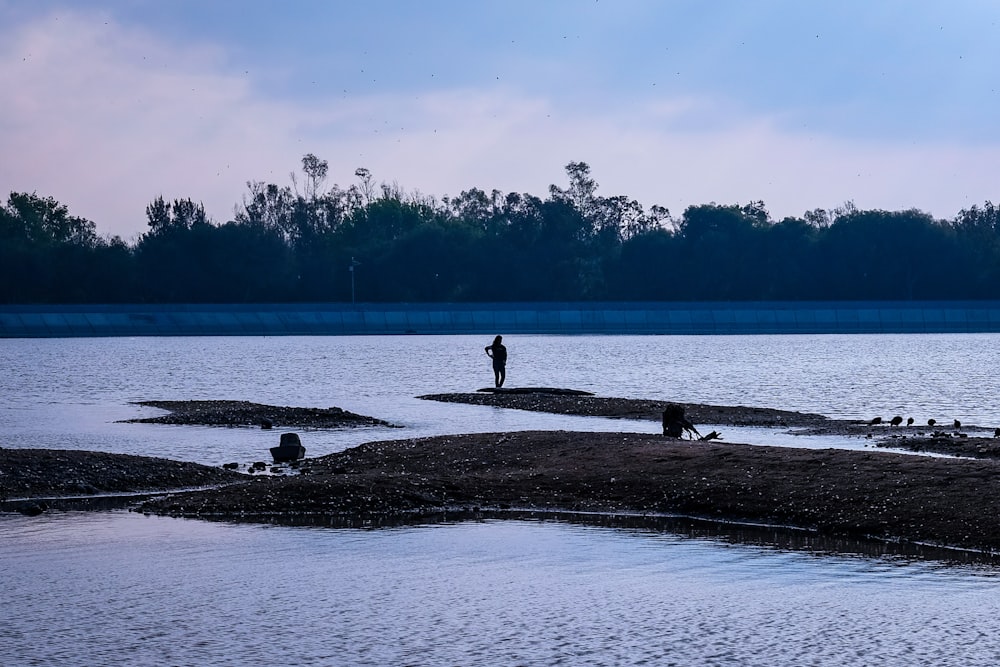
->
<box><xmin>489</xmin><ymin>344</ymin><xmax>507</xmax><ymax>368</ymax></box>
<box><xmin>485</xmin><ymin>339</ymin><xmax>507</xmax><ymax>388</ymax></box>
<box><xmin>662</xmin><ymin>403</ymin><xmax>700</xmax><ymax>439</ymax></box>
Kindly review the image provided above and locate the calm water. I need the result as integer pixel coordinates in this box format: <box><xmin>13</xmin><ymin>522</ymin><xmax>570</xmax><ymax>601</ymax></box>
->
<box><xmin>4</xmin><ymin>333</ymin><xmax>1000</xmax><ymax>666</ymax></box>
<box><xmin>4</xmin><ymin>333</ymin><xmax>1000</xmax><ymax>464</ymax></box>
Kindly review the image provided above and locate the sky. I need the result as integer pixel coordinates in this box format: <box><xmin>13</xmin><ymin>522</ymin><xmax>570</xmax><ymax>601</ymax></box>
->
<box><xmin>3</xmin><ymin>0</ymin><xmax>1000</xmax><ymax>240</ymax></box>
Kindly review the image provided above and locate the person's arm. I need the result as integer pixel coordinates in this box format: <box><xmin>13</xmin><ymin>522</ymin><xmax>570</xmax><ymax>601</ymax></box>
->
<box><xmin>485</xmin><ymin>345</ymin><xmax>493</xmax><ymax>357</ymax></box>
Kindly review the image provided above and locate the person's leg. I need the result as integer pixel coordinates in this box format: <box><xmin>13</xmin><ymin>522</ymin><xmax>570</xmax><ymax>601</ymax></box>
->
<box><xmin>498</xmin><ymin>366</ymin><xmax>505</xmax><ymax>387</ymax></box>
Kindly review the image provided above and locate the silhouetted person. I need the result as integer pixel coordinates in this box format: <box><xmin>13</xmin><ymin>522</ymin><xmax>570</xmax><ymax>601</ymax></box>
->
<box><xmin>662</xmin><ymin>403</ymin><xmax>701</xmax><ymax>439</ymax></box>
<box><xmin>485</xmin><ymin>335</ymin><xmax>507</xmax><ymax>388</ymax></box>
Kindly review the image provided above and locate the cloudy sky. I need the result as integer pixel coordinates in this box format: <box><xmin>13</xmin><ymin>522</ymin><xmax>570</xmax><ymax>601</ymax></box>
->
<box><xmin>3</xmin><ymin>0</ymin><xmax>1000</xmax><ymax>240</ymax></box>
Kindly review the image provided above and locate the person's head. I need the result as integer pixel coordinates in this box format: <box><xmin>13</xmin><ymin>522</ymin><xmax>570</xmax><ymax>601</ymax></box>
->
<box><xmin>493</xmin><ymin>335</ymin><xmax>502</xmax><ymax>344</ymax></box>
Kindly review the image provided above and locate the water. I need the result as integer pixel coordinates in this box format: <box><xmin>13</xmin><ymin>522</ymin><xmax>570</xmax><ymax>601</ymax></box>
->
<box><xmin>4</xmin><ymin>333</ymin><xmax>1000</xmax><ymax>666</ymax></box>
<box><xmin>4</xmin><ymin>333</ymin><xmax>1000</xmax><ymax>464</ymax></box>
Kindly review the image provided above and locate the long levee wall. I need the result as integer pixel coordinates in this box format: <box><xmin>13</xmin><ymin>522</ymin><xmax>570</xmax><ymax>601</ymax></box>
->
<box><xmin>3</xmin><ymin>301</ymin><xmax>1000</xmax><ymax>337</ymax></box>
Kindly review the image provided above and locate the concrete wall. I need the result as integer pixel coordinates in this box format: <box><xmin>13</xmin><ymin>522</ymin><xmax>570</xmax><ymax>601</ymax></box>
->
<box><xmin>4</xmin><ymin>302</ymin><xmax>1000</xmax><ymax>337</ymax></box>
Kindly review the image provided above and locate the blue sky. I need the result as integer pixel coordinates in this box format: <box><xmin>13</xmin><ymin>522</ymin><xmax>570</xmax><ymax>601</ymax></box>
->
<box><xmin>3</xmin><ymin>0</ymin><xmax>1000</xmax><ymax>239</ymax></box>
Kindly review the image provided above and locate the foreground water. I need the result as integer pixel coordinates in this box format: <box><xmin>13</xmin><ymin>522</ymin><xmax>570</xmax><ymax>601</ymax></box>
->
<box><xmin>5</xmin><ymin>511</ymin><xmax>1000</xmax><ymax>666</ymax></box>
<box><xmin>4</xmin><ymin>333</ymin><xmax>1000</xmax><ymax>665</ymax></box>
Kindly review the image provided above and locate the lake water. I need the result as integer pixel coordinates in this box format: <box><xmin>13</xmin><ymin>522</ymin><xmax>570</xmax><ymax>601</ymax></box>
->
<box><xmin>4</xmin><ymin>333</ymin><xmax>1000</xmax><ymax>666</ymax></box>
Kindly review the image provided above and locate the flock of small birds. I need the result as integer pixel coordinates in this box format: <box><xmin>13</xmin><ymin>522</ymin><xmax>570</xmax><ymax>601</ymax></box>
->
<box><xmin>867</xmin><ymin>415</ymin><xmax>1000</xmax><ymax>437</ymax></box>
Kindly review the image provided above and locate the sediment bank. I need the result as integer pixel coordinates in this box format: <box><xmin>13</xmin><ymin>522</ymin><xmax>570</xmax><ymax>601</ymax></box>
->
<box><xmin>9</xmin><ymin>393</ymin><xmax>1000</xmax><ymax>557</ymax></box>
<box><xmin>132</xmin><ymin>430</ymin><xmax>1000</xmax><ymax>554</ymax></box>
<box><xmin>0</xmin><ymin>448</ymin><xmax>242</xmax><ymax>508</ymax></box>
<box><xmin>122</xmin><ymin>400</ymin><xmax>393</xmax><ymax>429</ymax></box>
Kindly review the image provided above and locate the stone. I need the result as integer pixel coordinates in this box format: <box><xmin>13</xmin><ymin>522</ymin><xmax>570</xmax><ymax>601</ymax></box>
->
<box><xmin>270</xmin><ymin>433</ymin><xmax>306</xmax><ymax>463</ymax></box>
<box><xmin>17</xmin><ymin>501</ymin><xmax>48</xmax><ymax>516</ymax></box>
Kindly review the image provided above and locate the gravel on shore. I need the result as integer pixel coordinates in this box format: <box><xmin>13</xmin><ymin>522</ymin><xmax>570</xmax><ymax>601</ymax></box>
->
<box><xmin>418</xmin><ymin>391</ymin><xmax>835</xmax><ymax>428</ymax></box>
<box><xmin>0</xmin><ymin>448</ymin><xmax>242</xmax><ymax>513</ymax></box>
<box><xmin>121</xmin><ymin>400</ymin><xmax>394</xmax><ymax>429</ymax></box>
<box><xmin>9</xmin><ymin>391</ymin><xmax>1000</xmax><ymax>557</ymax></box>
<box><xmin>421</xmin><ymin>391</ymin><xmax>1000</xmax><ymax>458</ymax></box>
<box><xmin>131</xmin><ymin>430</ymin><xmax>1000</xmax><ymax>554</ymax></box>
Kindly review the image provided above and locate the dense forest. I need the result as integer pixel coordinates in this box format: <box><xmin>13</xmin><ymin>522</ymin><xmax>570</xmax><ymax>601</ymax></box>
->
<box><xmin>3</xmin><ymin>155</ymin><xmax>1000</xmax><ymax>304</ymax></box>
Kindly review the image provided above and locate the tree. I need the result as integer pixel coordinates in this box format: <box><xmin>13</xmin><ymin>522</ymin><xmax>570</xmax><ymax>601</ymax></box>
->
<box><xmin>607</xmin><ymin>228</ymin><xmax>683</xmax><ymax>299</ymax></box>
<box><xmin>354</xmin><ymin>167</ymin><xmax>377</xmax><ymax>205</ymax></box>
<box><xmin>297</xmin><ymin>153</ymin><xmax>329</xmax><ymax>200</ymax></box>
<box><xmin>0</xmin><ymin>192</ymin><xmax>128</xmax><ymax>302</ymax></box>
<box><xmin>550</xmin><ymin>161</ymin><xmax>598</xmax><ymax>217</ymax></box>
<box><xmin>2</xmin><ymin>191</ymin><xmax>98</xmax><ymax>247</ymax></box>
<box><xmin>814</xmin><ymin>208</ymin><xmax>955</xmax><ymax>299</ymax></box>
<box><xmin>758</xmin><ymin>217</ymin><xmax>819</xmax><ymax>299</ymax></box>
<box><xmin>952</xmin><ymin>202</ymin><xmax>1000</xmax><ymax>296</ymax></box>
<box><xmin>14</xmin><ymin>158</ymin><xmax>1000</xmax><ymax>303</ymax></box>
<box><xmin>144</xmin><ymin>196</ymin><xmax>208</xmax><ymax>237</ymax></box>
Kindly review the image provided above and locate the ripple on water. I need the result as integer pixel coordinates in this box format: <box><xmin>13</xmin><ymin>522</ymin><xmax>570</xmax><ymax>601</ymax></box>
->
<box><xmin>3</xmin><ymin>513</ymin><xmax>1000</xmax><ymax>666</ymax></box>
<box><xmin>6</xmin><ymin>334</ymin><xmax>1000</xmax><ymax>665</ymax></box>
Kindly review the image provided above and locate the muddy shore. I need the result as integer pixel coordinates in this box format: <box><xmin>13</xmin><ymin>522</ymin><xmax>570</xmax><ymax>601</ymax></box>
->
<box><xmin>8</xmin><ymin>392</ymin><xmax>1000</xmax><ymax>556</ymax></box>
<box><xmin>0</xmin><ymin>448</ymin><xmax>242</xmax><ymax>513</ymax></box>
<box><xmin>122</xmin><ymin>400</ymin><xmax>393</xmax><ymax>429</ymax></box>
<box><xmin>133</xmin><ymin>430</ymin><xmax>1000</xmax><ymax>553</ymax></box>
<box><xmin>421</xmin><ymin>391</ymin><xmax>1000</xmax><ymax>459</ymax></box>
<box><xmin>420</xmin><ymin>390</ymin><xmax>836</xmax><ymax>428</ymax></box>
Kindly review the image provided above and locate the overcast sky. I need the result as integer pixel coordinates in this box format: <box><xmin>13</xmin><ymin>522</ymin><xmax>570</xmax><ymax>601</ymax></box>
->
<box><xmin>3</xmin><ymin>0</ymin><xmax>1000</xmax><ymax>239</ymax></box>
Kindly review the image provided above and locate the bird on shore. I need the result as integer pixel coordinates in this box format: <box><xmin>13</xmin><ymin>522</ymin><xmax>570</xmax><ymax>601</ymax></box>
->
<box><xmin>869</xmin><ymin>417</ymin><xmax>882</xmax><ymax>425</ymax></box>
<box><xmin>954</xmin><ymin>419</ymin><xmax>962</xmax><ymax>429</ymax></box>
<box><xmin>994</xmin><ymin>428</ymin><xmax>1000</xmax><ymax>438</ymax></box>
<box><xmin>927</xmin><ymin>419</ymin><xmax>936</xmax><ymax>427</ymax></box>
<box><xmin>890</xmin><ymin>415</ymin><xmax>903</xmax><ymax>427</ymax></box>
<box><xmin>906</xmin><ymin>417</ymin><xmax>914</xmax><ymax>426</ymax></box>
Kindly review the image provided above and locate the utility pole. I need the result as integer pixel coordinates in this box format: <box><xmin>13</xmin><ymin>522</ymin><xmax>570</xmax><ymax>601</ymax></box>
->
<box><xmin>349</xmin><ymin>257</ymin><xmax>360</xmax><ymax>304</ymax></box>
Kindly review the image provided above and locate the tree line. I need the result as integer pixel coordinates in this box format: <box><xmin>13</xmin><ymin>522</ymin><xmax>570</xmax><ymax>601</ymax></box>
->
<box><xmin>3</xmin><ymin>155</ymin><xmax>1000</xmax><ymax>303</ymax></box>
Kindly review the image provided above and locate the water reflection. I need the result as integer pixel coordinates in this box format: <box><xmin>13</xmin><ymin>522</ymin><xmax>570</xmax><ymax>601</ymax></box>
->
<box><xmin>152</xmin><ymin>505</ymin><xmax>1000</xmax><ymax>568</ymax></box>
<box><xmin>10</xmin><ymin>492</ymin><xmax>1000</xmax><ymax>568</ymax></box>
<box><xmin>4</xmin><ymin>511</ymin><xmax>1000</xmax><ymax>667</ymax></box>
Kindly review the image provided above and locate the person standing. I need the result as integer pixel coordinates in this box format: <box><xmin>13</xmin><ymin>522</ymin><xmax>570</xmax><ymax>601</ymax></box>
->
<box><xmin>484</xmin><ymin>335</ymin><xmax>507</xmax><ymax>388</ymax></box>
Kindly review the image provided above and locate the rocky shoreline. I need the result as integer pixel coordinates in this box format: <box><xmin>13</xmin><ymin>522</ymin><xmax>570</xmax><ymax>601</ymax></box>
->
<box><xmin>128</xmin><ymin>430</ymin><xmax>1000</xmax><ymax>554</ymax></box>
<box><xmin>0</xmin><ymin>448</ymin><xmax>242</xmax><ymax>514</ymax></box>
<box><xmin>419</xmin><ymin>390</ymin><xmax>837</xmax><ymax>428</ymax></box>
<box><xmin>7</xmin><ymin>392</ymin><xmax>1000</xmax><ymax>557</ymax></box>
<box><xmin>122</xmin><ymin>400</ymin><xmax>394</xmax><ymax>429</ymax></box>
<box><xmin>421</xmin><ymin>390</ymin><xmax>1000</xmax><ymax>459</ymax></box>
